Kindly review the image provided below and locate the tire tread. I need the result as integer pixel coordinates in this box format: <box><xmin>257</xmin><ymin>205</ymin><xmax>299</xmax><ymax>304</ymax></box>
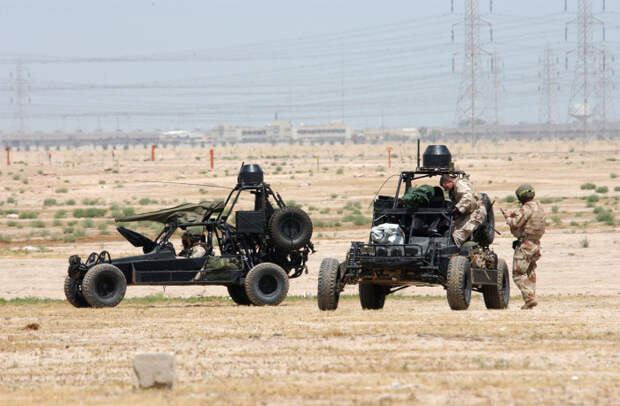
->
<box><xmin>317</xmin><ymin>258</ymin><xmax>340</xmax><ymax>310</ymax></box>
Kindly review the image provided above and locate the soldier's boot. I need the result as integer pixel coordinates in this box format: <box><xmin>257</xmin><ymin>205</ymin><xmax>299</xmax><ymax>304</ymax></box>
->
<box><xmin>521</xmin><ymin>299</ymin><xmax>537</xmax><ymax>310</ymax></box>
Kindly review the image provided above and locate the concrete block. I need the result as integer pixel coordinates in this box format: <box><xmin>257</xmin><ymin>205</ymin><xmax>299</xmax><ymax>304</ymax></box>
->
<box><xmin>133</xmin><ymin>352</ymin><xmax>176</xmax><ymax>389</ymax></box>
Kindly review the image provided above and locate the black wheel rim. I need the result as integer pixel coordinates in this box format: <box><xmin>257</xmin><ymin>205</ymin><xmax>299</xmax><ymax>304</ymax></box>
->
<box><xmin>258</xmin><ymin>274</ymin><xmax>278</xmax><ymax>296</ymax></box>
<box><xmin>280</xmin><ymin>216</ymin><xmax>302</xmax><ymax>240</ymax></box>
<box><xmin>96</xmin><ymin>274</ymin><xmax>118</xmax><ymax>299</ymax></box>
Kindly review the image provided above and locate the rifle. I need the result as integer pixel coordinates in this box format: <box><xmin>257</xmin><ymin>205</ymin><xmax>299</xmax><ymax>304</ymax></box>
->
<box><xmin>500</xmin><ymin>208</ymin><xmax>516</xmax><ymax>218</ymax></box>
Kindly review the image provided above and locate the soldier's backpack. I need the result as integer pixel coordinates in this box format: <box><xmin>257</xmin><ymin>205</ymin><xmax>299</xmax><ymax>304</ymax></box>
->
<box><xmin>402</xmin><ymin>185</ymin><xmax>435</xmax><ymax>208</ymax></box>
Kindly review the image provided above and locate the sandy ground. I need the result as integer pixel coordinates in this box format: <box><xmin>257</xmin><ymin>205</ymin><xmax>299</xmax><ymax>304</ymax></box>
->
<box><xmin>0</xmin><ymin>139</ymin><xmax>619</xmax><ymax>404</ymax></box>
<box><xmin>1</xmin><ymin>296</ymin><xmax>618</xmax><ymax>405</ymax></box>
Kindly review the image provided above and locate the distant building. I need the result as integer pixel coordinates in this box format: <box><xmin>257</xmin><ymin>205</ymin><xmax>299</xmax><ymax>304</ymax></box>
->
<box><xmin>352</xmin><ymin>127</ymin><xmax>419</xmax><ymax>143</ymax></box>
<box><xmin>209</xmin><ymin>123</ymin><xmax>240</xmax><ymax>144</ymax></box>
<box><xmin>294</xmin><ymin>121</ymin><xmax>350</xmax><ymax>144</ymax></box>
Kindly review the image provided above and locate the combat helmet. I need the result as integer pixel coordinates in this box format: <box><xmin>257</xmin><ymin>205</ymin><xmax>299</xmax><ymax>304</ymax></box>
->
<box><xmin>515</xmin><ymin>184</ymin><xmax>535</xmax><ymax>203</ymax></box>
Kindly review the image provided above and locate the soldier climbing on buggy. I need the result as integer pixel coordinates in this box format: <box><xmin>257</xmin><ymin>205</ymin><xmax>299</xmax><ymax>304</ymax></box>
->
<box><xmin>318</xmin><ymin>143</ymin><xmax>507</xmax><ymax>312</ymax></box>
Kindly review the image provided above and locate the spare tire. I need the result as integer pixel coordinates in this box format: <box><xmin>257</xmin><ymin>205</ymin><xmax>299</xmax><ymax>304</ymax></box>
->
<box><xmin>268</xmin><ymin>206</ymin><xmax>313</xmax><ymax>251</ymax></box>
<box><xmin>244</xmin><ymin>262</ymin><xmax>289</xmax><ymax>306</ymax></box>
<box><xmin>473</xmin><ymin>193</ymin><xmax>495</xmax><ymax>246</ymax></box>
<box><xmin>82</xmin><ymin>264</ymin><xmax>127</xmax><ymax>308</ymax></box>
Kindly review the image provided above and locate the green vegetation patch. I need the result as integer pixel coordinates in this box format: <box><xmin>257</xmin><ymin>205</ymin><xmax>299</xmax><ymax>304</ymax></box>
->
<box><xmin>73</xmin><ymin>208</ymin><xmax>107</xmax><ymax>218</ymax></box>
<box><xmin>595</xmin><ymin>186</ymin><xmax>608</xmax><ymax>194</ymax></box>
<box><xmin>43</xmin><ymin>198</ymin><xmax>58</xmax><ymax>207</ymax></box>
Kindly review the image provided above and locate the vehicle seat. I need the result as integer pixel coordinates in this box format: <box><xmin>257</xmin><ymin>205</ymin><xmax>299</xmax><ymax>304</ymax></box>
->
<box><xmin>429</xmin><ymin>186</ymin><xmax>446</xmax><ymax>208</ymax></box>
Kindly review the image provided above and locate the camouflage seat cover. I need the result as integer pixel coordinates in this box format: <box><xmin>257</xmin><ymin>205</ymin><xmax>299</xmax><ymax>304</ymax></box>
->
<box><xmin>203</xmin><ymin>256</ymin><xmax>240</xmax><ymax>271</ymax></box>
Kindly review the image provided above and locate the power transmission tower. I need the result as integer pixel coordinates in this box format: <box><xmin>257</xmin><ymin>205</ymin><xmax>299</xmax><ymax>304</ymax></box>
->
<box><xmin>565</xmin><ymin>0</ymin><xmax>605</xmax><ymax>139</ymax></box>
<box><xmin>595</xmin><ymin>46</ymin><xmax>615</xmax><ymax>137</ymax></box>
<box><xmin>9</xmin><ymin>59</ymin><xmax>31</xmax><ymax>133</ymax></box>
<box><xmin>538</xmin><ymin>44</ymin><xmax>561</xmax><ymax>137</ymax></box>
<box><xmin>453</xmin><ymin>0</ymin><xmax>493</xmax><ymax>146</ymax></box>
<box><xmin>490</xmin><ymin>52</ymin><xmax>503</xmax><ymax>125</ymax></box>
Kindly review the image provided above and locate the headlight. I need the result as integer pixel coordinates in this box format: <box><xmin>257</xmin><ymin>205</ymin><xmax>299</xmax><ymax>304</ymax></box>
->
<box><xmin>360</xmin><ymin>246</ymin><xmax>375</xmax><ymax>256</ymax></box>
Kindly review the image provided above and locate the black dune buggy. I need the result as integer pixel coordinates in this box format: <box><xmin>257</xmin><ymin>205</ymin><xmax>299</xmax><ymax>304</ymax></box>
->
<box><xmin>64</xmin><ymin>164</ymin><xmax>314</xmax><ymax>308</ymax></box>
<box><xmin>317</xmin><ymin>144</ymin><xmax>509</xmax><ymax>311</ymax></box>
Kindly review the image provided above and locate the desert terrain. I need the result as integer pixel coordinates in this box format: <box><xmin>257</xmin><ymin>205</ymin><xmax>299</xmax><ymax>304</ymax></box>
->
<box><xmin>0</xmin><ymin>139</ymin><xmax>619</xmax><ymax>404</ymax></box>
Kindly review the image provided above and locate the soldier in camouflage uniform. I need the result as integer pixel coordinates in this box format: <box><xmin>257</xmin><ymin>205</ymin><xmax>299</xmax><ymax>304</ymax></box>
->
<box><xmin>178</xmin><ymin>231</ymin><xmax>209</xmax><ymax>281</ymax></box>
<box><xmin>440</xmin><ymin>174</ymin><xmax>487</xmax><ymax>247</ymax></box>
<box><xmin>179</xmin><ymin>231</ymin><xmax>207</xmax><ymax>259</ymax></box>
<box><xmin>503</xmin><ymin>184</ymin><xmax>546</xmax><ymax>309</ymax></box>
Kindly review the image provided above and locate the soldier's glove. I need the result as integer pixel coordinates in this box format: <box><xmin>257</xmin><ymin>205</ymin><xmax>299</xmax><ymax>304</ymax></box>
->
<box><xmin>450</xmin><ymin>206</ymin><xmax>461</xmax><ymax>217</ymax></box>
<box><xmin>512</xmin><ymin>240</ymin><xmax>521</xmax><ymax>250</ymax></box>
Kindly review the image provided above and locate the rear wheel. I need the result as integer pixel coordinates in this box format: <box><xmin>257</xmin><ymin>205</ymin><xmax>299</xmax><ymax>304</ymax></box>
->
<box><xmin>64</xmin><ymin>276</ymin><xmax>91</xmax><ymax>308</ymax></box>
<box><xmin>227</xmin><ymin>285</ymin><xmax>252</xmax><ymax>305</ymax></box>
<box><xmin>82</xmin><ymin>264</ymin><xmax>127</xmax><ymax>308</ymax></box>
<box><xmin>359</xmin><ymin>282</ymin><xmax>389</xmax><ymax>310</ymax></box>
<box><xmin>317</xmin><ymin>258</ymin><xmax>341</xmax><ymax>311</ymax></box>
<box><xmin>446</xmin><ymin>255</ymin><xmax>472</xmax><ymax>310</ymax></box>
<box><xmin>482</xmin><ymin>258</ymin><xmax>510</xmax><ymax>309</ymax></box>
<box><xmin>244</xmin><ymin>262</ymin><xmax>289</xmax><ymax>306</ymax></box>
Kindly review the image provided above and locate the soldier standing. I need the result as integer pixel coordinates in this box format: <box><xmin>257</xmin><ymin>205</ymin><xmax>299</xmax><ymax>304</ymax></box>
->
<box><xmin>440</xmin><ymin>174</ymin><xmax>487</xmax><ymax>247</ymax></box>
<box><xmin>503</xmin><ymin>184</ymin><xmax>546</xmax><ymax>309</ymax></box>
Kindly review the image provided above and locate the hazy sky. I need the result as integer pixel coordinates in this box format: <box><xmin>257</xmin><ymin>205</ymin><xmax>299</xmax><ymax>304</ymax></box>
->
<box><xmin>0</xmin><ymin>0</ymin><xmax>619</xmax><ymax>132</ymax></box>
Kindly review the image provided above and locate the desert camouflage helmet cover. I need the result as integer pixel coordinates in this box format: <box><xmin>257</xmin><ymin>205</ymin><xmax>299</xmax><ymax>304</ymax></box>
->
<box><xmin>515</xmin><ymin>184</ymin><xmax>535</xmax><ymax>203</ymax></box>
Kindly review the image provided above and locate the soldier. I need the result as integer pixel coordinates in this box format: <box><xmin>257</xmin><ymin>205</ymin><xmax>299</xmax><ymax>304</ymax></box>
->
<box><xmin>503</xmin><ymin>184</ymin><xmax>546</xmax><ymax>310</ymax></box>
<box><xmin>178</xmin><ymin>230</ymin><xmax>209</xmax><ymax>281</ymax></box>
<box><xmin>179</xmin><ymin>230</ymin><xmax>207</xmax><ymax>258</ymax></box>
<box><xmin>440</xmin><ymin>174</ymin><xmax>487</xmax><ymax>247</ymax></box>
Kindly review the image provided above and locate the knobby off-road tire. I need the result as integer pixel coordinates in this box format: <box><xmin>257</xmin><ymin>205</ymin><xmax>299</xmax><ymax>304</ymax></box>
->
<box><xmin>268</xmin><ymin>207</ymin><xmax>313</xmax><ymax>251</ymax></box>
<box><xmin>81</xmin><ymin>264</ymin><xmax>127</xmax><ymax>308</ymax></box>
<box><xmin>317</xmin><ymin>258</ymin><xmax>341</xmax><ymax>311</ymax></box>
<box><xmin>244</xmin><ymin>262</ymin><xmax>289</xmax><ymax>306</ymax></box>
<box><xmin>473</xmin><ymin>193</ymin><xmax>495</xmax><ymax>247</ymax></box>
<box><xmin>227</xmin><ymin>285</ymin><xmax>252</xmax><ymax>306</ymax></box>
<box><xmin>359</xmin><ymin>282</ymin><xmax>389</xmax><ymax>310</ymax></box>
<box><xmin>446</xmin><ymin>255</ymin><xmax>472</xmax><ymax>310</ymax></box>
<box><xmin>64</xmin><ymin>275</ymin><xmax>91</xmax><ymax>308</ymax></box>
<box><xmin>482</xmin><ymin>258</ymin><xmax>510</xmax><ymax>309</ymax></box>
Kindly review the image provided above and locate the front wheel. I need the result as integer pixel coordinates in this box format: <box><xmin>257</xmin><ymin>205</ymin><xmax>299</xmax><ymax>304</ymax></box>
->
<box><xmin>317</xmin><ymin>258</ymin><xmax>341</xmax><ymax>311</ymax></box>
<box><xmin>446</xmin><ymin>255</ymin><xmax>472</xmax><ymax>310</ymax></box>
<box><xmin>482</xmin><ymin>258</ymin><xmax>510</xmax><ymax>309</ymax></box>
<box><xmin>81</xmin><ymin>264</ymin><xmax>127</xmax><ymax>308</ymax></box>
<box><xmin>244</xmin><ymin>263</ymin><xmax>289</xmax><ymax>306</ymax></box>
